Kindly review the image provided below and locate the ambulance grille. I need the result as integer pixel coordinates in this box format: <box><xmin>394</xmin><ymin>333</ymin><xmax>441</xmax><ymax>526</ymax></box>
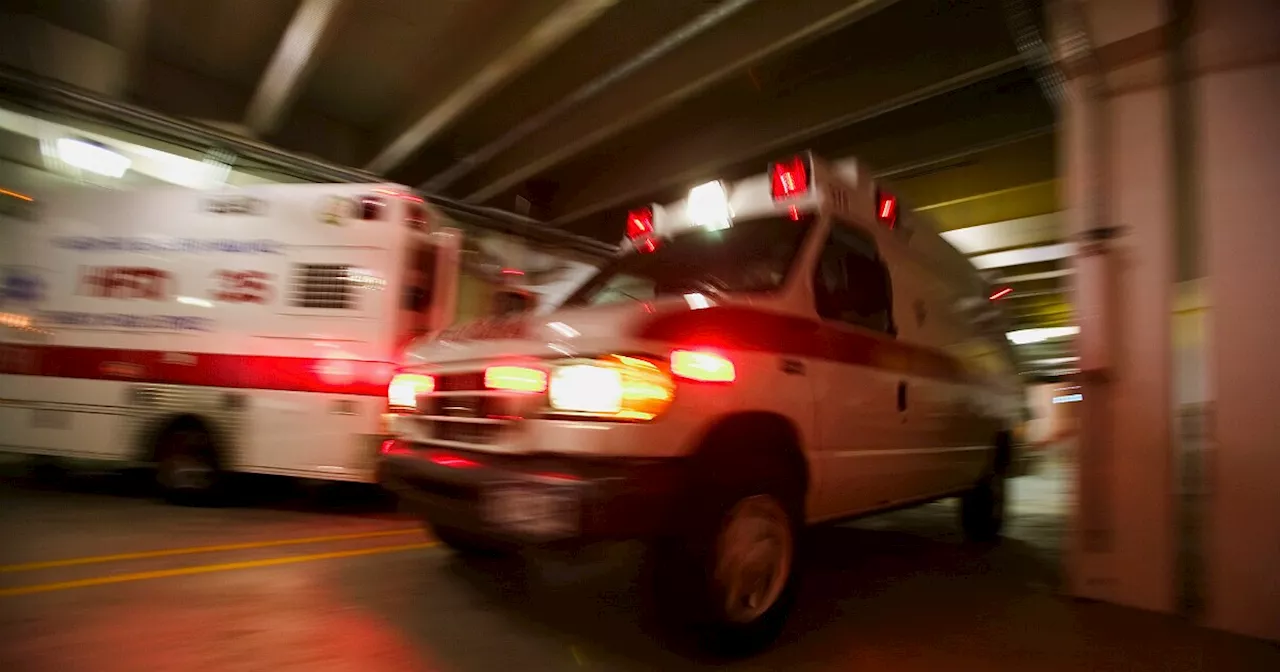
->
<box><xmin>408</xmin><ymin>373</ymin><xmax>524</xmax><ymax>448</ymax></box>
<box><xmin>289</xmin><ymin>264</ymin><xmax>357</xmax><ymax>310</ymax></box>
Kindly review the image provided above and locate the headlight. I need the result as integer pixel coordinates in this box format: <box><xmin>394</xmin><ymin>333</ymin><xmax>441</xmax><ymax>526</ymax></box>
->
<box><xmin>547</xmin><ymin>355</ymin><xmax>674</xmax><ymax>421</ymax></box>
<box><xmin>388</xmin><ymin>372</ymin><xmax>433</xmax><ymax>411</ymax></box>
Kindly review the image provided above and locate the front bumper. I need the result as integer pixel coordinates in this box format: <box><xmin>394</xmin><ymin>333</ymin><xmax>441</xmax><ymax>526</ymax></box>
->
<box><xmin>376</xmin><ymin>441</ymin><xmax>685</xmax><ymax>546</ymax></box>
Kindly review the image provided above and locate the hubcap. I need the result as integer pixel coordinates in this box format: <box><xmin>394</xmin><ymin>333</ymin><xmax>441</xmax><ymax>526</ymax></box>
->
<box><xmin>163</xmin><ymin>454</ymin><xmax>212</xmax><ymax>490</ymax></box>
<box><xmin>713</xmin><ymin>494</ymin><xmax>794</xmax><ymax>624</ymax></box>
<box><xmin>159</xmin><ymin>433</ymin><xmax>213</xmax><ymax>491</ymax></box>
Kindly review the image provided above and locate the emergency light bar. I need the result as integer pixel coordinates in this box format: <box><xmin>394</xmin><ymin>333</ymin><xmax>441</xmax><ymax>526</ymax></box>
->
<box><xmin>619</xmin><ymin>149</ymin><xmax>829</xmax><ymax>250</ymax></box>
<box><xmin>686</xmin><ymin>181</ymin><xmax>732</xmax><ymax>231</ymax></box>
<box><xmin>625</xmin><ymin>206</ymin><xmax>659</xmax><ymax>253</ymax></box>
<box><xmin>768</xmin><ymin>154</ymin><xmax>812</xmax><ymax>201</ymax></box>
<box><xmin>875</xmin><ymin>188</ymin><xmax>898</xmax><ymax>229</ymax></box>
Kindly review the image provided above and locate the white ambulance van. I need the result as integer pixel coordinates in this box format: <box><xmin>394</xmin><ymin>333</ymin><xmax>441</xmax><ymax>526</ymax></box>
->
<box><xmin>0</xmin><ymin>183</ymin><xmax>602</xmax><ymax>502</ymax></box>
<box><xmin>378</xmin><ymin>152</ymin><xmax>1023</xmax><ymax>648</ymax></box>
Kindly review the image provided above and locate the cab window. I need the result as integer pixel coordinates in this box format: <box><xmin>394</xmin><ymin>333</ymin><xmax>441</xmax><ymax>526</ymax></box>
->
<box><xmin>813</xmin><ymin>224</ymin><xmax>895</xmax><ymax>335</ymax></box>
<box><xmin>562</xmin><ymin>214</ymin><xmax>814</xmax><ymax>309</ymax></box>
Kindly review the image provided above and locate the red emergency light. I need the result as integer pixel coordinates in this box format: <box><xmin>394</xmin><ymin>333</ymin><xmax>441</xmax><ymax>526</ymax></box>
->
<box><xmin>875</xmin><ymin>188</ymin><xmax>898</xmax><ymax>229</ymax></box>
<box><xmin>359</xmin><ymin>195</ymin><xmax>387</xmax><ymax>220</ymax></box>
<box><xmin>768</xmin><ymin>155</ymin><xmax>811</xmax><ymax>201</ymax></box>
<box><xmin>626</xmin><ymin>207</ymin><xmax>654</xmax><ymax>239</ymax></box>
<box><xmin>626</xmin><ymin>207</ymin><xmax>659</xmax><ymax>253</ymax></box>
<box><xmin>989</xmin><ymin>287</ymin><xmax>1013</xmax><ymax>300</ymax></box>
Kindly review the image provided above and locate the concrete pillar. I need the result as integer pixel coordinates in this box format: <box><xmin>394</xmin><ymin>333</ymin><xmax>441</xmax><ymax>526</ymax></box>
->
<box><xmin>1053</xmin><ymin>0</ymin><xmax>1178</xmax><ymax>615</ymax></box>
<box><xmin>1195</xmin><ymin>0</ymin><xmax>1280</xmax><ymax>643</ymax></box>
<box><xmin>1053</xmin><ymin>0</ymin><xmax>1280</xmax><ymax>642</ymax></box>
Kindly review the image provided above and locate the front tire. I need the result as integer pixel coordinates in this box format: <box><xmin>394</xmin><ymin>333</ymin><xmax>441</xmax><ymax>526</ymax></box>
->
<box><xmin>651</xmin><ymin>484</ymin><xmax>800</xmax><ymax>655</ymax></box>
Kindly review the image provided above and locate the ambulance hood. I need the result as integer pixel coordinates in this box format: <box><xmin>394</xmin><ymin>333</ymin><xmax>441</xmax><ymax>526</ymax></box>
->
<box><xmin>399</xmin><ymin>293</ymin><xmax>760</xmax><ymax>370</ymax></box>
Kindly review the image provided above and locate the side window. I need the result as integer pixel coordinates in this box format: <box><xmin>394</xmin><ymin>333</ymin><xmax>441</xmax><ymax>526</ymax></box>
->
<box><xmin>588</xmin><ymin>273</ymin><xmax>656</xmax><ymax>307</ymax></box>
<box><xmin>812</xmin><ymin>225</ymin><xmax>896</xmax><ymax>335</ymax></box>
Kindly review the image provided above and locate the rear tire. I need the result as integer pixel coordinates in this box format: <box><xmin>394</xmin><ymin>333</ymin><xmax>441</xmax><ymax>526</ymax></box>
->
<box><xmin>155</xmin><ymin>423</ymin><xmax>221</xmax><ymax>506</ymax></box>
<box><xmin>960</xmin><ymin>471</ymin><xmax>1007</xmax><ymax>542</ymax></box>
<box><xmin>28</xmin><ymin>455</ymin><xmax>67</xmax><ymax>484</ymax></box>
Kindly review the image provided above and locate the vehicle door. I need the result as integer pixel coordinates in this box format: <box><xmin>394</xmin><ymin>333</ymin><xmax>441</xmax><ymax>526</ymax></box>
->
<box><xmin>810</xmin><ymin>221</ymin><xmax>920</xmax><ymax>518</ymax></box>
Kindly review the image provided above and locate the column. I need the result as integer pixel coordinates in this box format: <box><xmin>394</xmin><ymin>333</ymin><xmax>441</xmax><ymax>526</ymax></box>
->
<box><xmin>1052</xmin><ymin>0</ymin><xmax>1178</xmax><ymax>614</ymax></box>
<box><xmin>1196</xmin><ymin>0</ymin><xmax>1280</xmax><ymax>643</ymax></box>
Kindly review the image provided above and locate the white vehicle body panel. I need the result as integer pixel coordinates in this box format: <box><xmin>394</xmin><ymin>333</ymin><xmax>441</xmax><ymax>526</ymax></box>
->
<box><xmin>0</xmin><ymin>183</ymin><xmax>598</xmax><ymax>482</ymax></box>
<box><xmin>392</xmin><ymin>153</ymin><xmax>1023</xmax><ymax>525</ymax></box>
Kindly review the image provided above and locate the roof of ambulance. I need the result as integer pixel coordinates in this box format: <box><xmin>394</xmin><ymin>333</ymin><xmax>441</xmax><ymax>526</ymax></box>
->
<box><xmin>630</xmin><ymin>158</ymin><xmax>985</xmax><ymax>296</ymax></box>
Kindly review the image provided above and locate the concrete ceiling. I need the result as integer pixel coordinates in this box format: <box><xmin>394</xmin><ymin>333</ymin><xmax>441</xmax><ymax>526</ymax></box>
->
<box><xmin>0</xmin><ymin>0</ymin><xmax>1073</xmax><ymax>377</ymax></box>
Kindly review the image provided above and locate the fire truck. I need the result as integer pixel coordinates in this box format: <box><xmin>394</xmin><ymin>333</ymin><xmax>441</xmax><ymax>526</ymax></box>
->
<box><xmin>0</xmin><ymin>183</ymin><xmax>602</xmax><ymax>502</ymax></box>
<box><xmin>377</xmin><ymin>151</ymin><xmax>1023</xmax><ymax>649</ymax></box>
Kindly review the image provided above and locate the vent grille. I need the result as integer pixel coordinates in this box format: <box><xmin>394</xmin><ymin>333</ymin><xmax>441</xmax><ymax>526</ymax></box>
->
<box><xmin>290</xmin><ymin>264</ymin><xmax>356</xmax><ymax>309</ymax></box>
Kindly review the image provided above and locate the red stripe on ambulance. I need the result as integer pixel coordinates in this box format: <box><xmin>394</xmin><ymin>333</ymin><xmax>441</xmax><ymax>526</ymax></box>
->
<box><xmin>636</xmin><ymin>305</ymin><xmax>970</xmax><ymax>384</ymax></box>
<box><xmin>0</xmin><ymin>344</ymin><xmax>391</xmax><ymax>397</ymax></box>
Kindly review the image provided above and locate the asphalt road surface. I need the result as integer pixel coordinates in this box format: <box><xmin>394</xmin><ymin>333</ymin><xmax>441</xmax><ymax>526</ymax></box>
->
<box><xmin>1</xmin><ymin>454</ymin><xmax>1275</xmax><ymax>672</ymax></box>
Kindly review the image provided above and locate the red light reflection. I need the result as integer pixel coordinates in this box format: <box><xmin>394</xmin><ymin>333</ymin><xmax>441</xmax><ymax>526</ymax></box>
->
<box><xmin>429</xmin><ymin>454</ymin><xmax>480</xmax><ymax>469</ymax></box>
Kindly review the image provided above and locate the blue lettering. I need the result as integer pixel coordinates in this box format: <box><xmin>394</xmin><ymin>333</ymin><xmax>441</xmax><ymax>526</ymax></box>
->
<box><xmin>49</xmin><ymin>235</ymin><xmax>285</xmax><ymax>254</ymax></box>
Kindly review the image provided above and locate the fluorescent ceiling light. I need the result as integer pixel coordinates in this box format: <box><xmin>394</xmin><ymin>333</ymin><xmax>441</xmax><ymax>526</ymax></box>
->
<box><xmin>686</xmin><ymin>181</ymin><xmax>732</xmax><ymax>231</ymax></box>
<box><xmin>1027</xmin><ymin>356</ymin><xmax>1081</xmax><ymax>366</ymax></box>
<box><xmin>970</xmin><ymin>243</ymin><xmax>1076</xmax><ymax>270</ymax></box>
<box><xmin>1007</xmin><ymin>326</ymin><xmax>1080</xmax><ymax>345</ymax></box>
<box><xmin>56</xmin><ymin>138</ymin><xmax>131</xmax><ymax>178</ymax></box>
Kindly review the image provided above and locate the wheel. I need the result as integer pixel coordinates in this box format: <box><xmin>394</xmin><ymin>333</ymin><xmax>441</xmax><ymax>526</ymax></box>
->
<box><xmin>155</xmin><ymin>423</ymin><xmax>221</xmax><ymax>506</ymax></box>
<box><xmin>650</xmin><ymin>483</ymin><xmax>801</xmax><ymax>656</ymax></box>
<box><xmin>28</xmin><ymin>455</ymin><xmax>67</xmax><ymax>484</ymax></box>
<box><xmin>430</xmin><ymin>522</ymin><xmax>517</xmax><ymax>557</ymax></box>
<box><xmin>960</xmin><ymin>470</ymin><xmax>1007</xmax><ymax>542</ymax></box>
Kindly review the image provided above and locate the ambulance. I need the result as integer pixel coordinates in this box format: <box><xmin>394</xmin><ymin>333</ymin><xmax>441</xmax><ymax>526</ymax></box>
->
<box><xmin>378</xmin><ymin>151</ymin><xmax>1023</xmax><ymax>648</ymax></box>
<box><xmin>0</xmin><ymin>182</ymin><xmax>603</xmax><ymax>502</ymax></box>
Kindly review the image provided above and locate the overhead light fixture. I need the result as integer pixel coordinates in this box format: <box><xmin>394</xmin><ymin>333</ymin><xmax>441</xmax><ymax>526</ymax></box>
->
<box><xmin>1006</xmin><ymin>326</ymin><xmax>1080</xmax><ymax>345</ymax></box>
<box><xmin>1027</xmin><ymin>356</ymin><xmax>1081</xmax><ymax>366</ymax></box>
<box><xmin>56</xmin><ymin>138</ymin><xmax>131</xmax><ymax>178</ymax></box>
<box><xmin>686</xmin><ymin>181</ymin><xmax>732</xmax><ymax>231</ymax></box>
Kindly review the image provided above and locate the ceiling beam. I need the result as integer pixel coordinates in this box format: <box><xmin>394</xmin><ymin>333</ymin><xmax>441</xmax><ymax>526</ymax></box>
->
<box><xmin>548</xmin><ymin>54</ymin><xmax>1025</xmax><ymax>226</ymax></box>
<box><xmin>104</xmin><ymin>0</ymin><xmax>149</xmax><ymax>97</ymax></box>
<box><xmin>459</xmin><ymin>0</ymin><xmax>902</xmax><ymax>203</ymax></box>
<box><xmin>244</xmin><ymin>0</ymin><xmax>345</xmax><ymax>137</ymax></box>
<box><xmin>365</xmin><ymin>0</ymin><xmax>617</xmax><ymax>175</ymax></box>
<box><xmin>998</xmin><ymin>268</ymin><xmax>1075</xmax><ymax>284</ymax></box>
<box><xmin>875</xmin><ymin>126</ymin><xmax>1054</xmax><ymax>181</ymax></box>
<box><xmin>420</xmin><ymin>0</ymin><xmax>765</xmax><ymax>192</ymax></box>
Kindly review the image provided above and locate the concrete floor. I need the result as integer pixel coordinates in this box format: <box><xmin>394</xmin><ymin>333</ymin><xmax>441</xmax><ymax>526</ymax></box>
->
<box><xmin>0</xmin><ymin>454</ymin><xmax>1275</xmax><ymax>672</ymax></box>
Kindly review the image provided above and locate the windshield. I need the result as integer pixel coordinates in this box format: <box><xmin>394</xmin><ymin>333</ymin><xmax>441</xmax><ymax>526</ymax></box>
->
<box><xmin>561</xmin><ymin>213</ymin><xmax>814</xmax><ymax>308</ymax></box>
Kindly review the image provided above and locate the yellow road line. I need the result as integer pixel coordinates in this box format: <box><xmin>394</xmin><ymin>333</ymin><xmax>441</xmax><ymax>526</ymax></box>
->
<box><xmin>0</xmin><ymin>542</ymin><xmax>438</xmax><ymax>597</ymax></box>
<box><xmin>0</xmin><ymin>528</ymin><xmax>421</xmax><ymax>573</ymax></box>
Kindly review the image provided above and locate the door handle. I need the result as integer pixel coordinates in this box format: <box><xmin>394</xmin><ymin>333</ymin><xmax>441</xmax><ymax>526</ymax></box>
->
<box><xmin>780</xmin><ymin>358</ymin><xmax>805</xmax><ymax>375</ymax></box>
<box><xmin>897</xmin><ymin>381</ymin><xmax>907</xmax><ymax>412</ymax></box>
